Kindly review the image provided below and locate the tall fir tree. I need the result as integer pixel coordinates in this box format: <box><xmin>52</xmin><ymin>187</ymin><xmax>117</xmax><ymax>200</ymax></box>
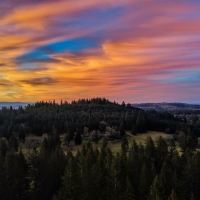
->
<box><xmin>1</xmin><ymin>152</ymin><xmax>30</xmax><ymax>200</ymax></box>
<box><xmin>119</xmin><ymin>122</ymin><xmax>125</xmax><ymax>137</ymax></box>
<box><xmin>58</xmin><ymin>151</ymin><xmax>81</xmax><ymax>200</ymax></box>
<box><xmin>168</xmin><ymin>189</ymin><xmax>179</xmax><ymax>200</ymax></box>
<box><xmin>131</xmin><ymin>123</ymin><xmax>137</xmax><ymax>135</ymax></box>
<box><xmin>74</xmin><ymin>127</ymin><xmax>82</xmax><ymax>145</ymax></box>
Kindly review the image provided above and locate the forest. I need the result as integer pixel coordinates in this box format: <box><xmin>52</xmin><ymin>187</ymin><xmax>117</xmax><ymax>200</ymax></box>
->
<box><xmin>0</xmin><ymin>98</ymin><xmax>200</xmax><ymax>200</ymax></box>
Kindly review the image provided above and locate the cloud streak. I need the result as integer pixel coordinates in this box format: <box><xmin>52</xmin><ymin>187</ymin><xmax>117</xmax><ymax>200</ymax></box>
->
<box><xmin>0</xmin><ymin>0</ymin><xmax>200</xmax><ymax>103</ymax></box>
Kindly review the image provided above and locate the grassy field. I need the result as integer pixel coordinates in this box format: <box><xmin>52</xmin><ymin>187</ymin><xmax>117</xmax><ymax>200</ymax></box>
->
<box><xmin>126</xmin><ymin>131</ymin><xmax>173</xmax><ymax>145</ymax></box>
<box><xmin>20</xmin><ymin>131</ymin><xmax>174</xmax><ymax>157</ymax></box>
<box><xmin>61</xmin><ymin>131</ymin><xmax>174</xmax><ymax>155</ymax></box>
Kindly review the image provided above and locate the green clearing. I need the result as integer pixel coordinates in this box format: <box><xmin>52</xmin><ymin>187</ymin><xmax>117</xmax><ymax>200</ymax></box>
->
<box><xmin>126</xmin><ymin>131</ymin><xmax>173</xmax><ymax>145</ymax></box>
<box><xmin>21</xmin><ymin>131</ymin><xmax>174</xmax><ymax>157</ymax></box>
<box><xmin>68</xmin><ymin>131</ymin><xmax>174</xmax><ymax>155</ymax></box>
<box><xmin>61</xmin><ymin>131</ymin><xmax>174</xmax><ymax>155</ymax></box>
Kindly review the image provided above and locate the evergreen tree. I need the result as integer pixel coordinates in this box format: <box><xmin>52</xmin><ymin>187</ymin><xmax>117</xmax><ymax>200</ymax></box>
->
<box><xmin>29</xmin><ymin>147</ymin><xmax>54</xmax><ymax>200</ymax></box>
<box><xmin>92</xmin><ymin>150</ymin><xmax>110</xmax><ymax>199</ymax></box>
<box><xmin>119</xmin><ymin>122</ymin><xmax>125</xmax><ymax>137</ymax></box>
<box><xmin>145</xmin><ymin>136</ymin><xmax>156</xmax><ymax>166</ymax></box>
<box><xmin>148</xmin><ymin>162</ymin><xmax>173</xmax><ymax>200</ymax></box>
<box><xmin>181</xmin><ymin>152</ymin><xmax>200</xmax><ymax>200</ymax></box>
<box><xmin>131</xmin><ymin>123</ymin><xmax>137</xmax><ymax>135</ymax></box>
<box><xmin>2</xmin><ymin>152</ymin><xmax>30</xmax><ymax>200</ymax></box>
<box><xmin>148</xmin><ymin>176</ymin><xmax>163</xmax><ymax>200</ymax></box>
<box><xmin>74</xmin><ymin>128</ymin><xmax>82</xmax><ymax>145</ymax></box>
<box><xmin>50</xmin><ymin>146</ymin><xmax>67</xmax><ymax>195</ymax></box>
<box><xmin>0</xmin><ymin>151</ymin><xmax>5</xmax><ymax>197</ymax></box>
<box><xmin>41</xmin><ymin>127</ymin><xmax>61</xmax><ymax>152</ymax></box>
<box><xmin>9</xmin><ymin>134</ymin><xmax>19</xmax><ymax>152</ymax></box>
<box><xmin>58</xmin><ymin>152</ymin><xmax>80</xmax><ymax>200</ymax></box>
<box><xmin>123</xmin><ymin>176</ymin><xmax>136</xmax><ymax>200</ymax></box>
<box><xmin>0</xmin><ymin>138</ymin><xmax>9</xmax><ymax>159</ymax></box>
<box><xmin>81</xmin><ymin>146</ymin><xmax>96</xmax><ymax>200</ymax></box>
<box><xmin>136</xmin><ymin>116</ymin><xmax>146</xmax><ymax>133</ymax></box>
<box><xmin>110</xmin><ymin>153</ymin><xmax>122</xmax><ymax>200</ymax></box>
<box><xmin>18</xmin><ymin>124</ymin><xmax>26</xmax><ymax>142</ymax></box>
<box><xmin>190</xmin><ymin>193</ymin><xmax>196</xmax><ymax>200</ymax></box>
<box><xmin>139</xmin><ymin>162</ymin><xmax>153</xmax><ymax>200</ymax></box>
<box><xmin>52</xmin><ymin>125</ymin><xmax>61</xmax><ymax>148</ymax></box>
<box><xmin>168</xmin><ymin>189</ymin><xmax>179</xmax><ymax>200</ymax></box>
<box><xmin>155</xmin><ymin>136</ymin><xmax>168</xmax><ymax>171</ymax></box>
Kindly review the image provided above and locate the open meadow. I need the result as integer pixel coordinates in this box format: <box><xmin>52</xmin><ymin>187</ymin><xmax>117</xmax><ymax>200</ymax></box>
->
<box><xmin>20</xmin><ymin>131</ymin><xmax>174</xmax><ymax>157</ymax></box>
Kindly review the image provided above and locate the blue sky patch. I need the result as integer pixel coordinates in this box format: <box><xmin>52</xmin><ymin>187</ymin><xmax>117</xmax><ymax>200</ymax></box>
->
<box><xmin>16</xmin><ymin>37</ymin><xmax>100</xmax><ymax>64</ymax></box>
<box><xmin>16</xmin><ymin>49</ymin><xmax>54</xmax><ymax>63</ymax></box>
<box><xmin>40</xmin><ymin>37</ymin><xmax>100</xmax><ymax>54</ymax></box>
<box><xmin>162</xmin><ymin>70</ymin><xmax>200</xmax><ymax>84</ymax></box>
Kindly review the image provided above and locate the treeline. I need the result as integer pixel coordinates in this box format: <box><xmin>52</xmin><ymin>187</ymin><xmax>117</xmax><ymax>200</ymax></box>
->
<box><xmin>0</xmin><ymin>134</ymin><xmax>199</xmax><ymax>200</ymax></box>
<box><xmin>1</xmin><ymin>98</ymin><xmax>198</xmax><ymax>141</ymax></box>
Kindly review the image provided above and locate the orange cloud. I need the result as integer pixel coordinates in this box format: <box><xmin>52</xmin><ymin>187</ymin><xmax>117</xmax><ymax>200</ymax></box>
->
<box><xmin>0</xmin><ymin>0</ymin><xmax>200</xmax><ymax>103</ymax></box>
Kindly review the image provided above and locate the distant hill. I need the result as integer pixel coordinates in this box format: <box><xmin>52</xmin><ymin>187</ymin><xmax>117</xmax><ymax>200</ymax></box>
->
<box><xmin>0</xmin><ymin>102</ymin><xmax>32</xmax><ymax>109</ymax></box>
<box><xmin>132</xmin><ymin>102</ymin><xmax>200</xmax><ymax>111</ymax></box>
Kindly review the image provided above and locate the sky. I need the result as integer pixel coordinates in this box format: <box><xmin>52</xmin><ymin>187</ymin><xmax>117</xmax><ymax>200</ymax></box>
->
<box><xmin>0</xmin><ymin>0</ymin><xmax>200</xmax><ymax>104</ymax></box>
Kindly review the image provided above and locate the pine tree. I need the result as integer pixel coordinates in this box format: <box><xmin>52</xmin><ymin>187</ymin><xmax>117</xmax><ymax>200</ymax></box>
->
<box><xmin>29</xmin><ymin>147</ymin><xmax>53</xmax><ymax>200</ymax></box>
<box><xmin>52</xmin><ymin>125</ymin><xmax>61</xmax><ymax>148</ymax></box>
<box><xmin>145</xmin><ymin>136</ymin><xmax>156</xmax><ymax>166</ymax></box>
<box><xmin>92</xmin><ymin>151</ymin><xmax>109</xmax><ymax>199</ymax></box>
<box><xmin>180</xmin><ymin>152</ymin><xmax>200</xmax><ymax>200</ymax></box>
<box><xmin>190</xmin><ymin>193</ymin><xmax>196</xmax><ymax>200</ymax></box>
<box><xmin>123</xmin><ymin>176</ymin><xmax>136</xmax><ymax>200</ymax></box>
<box><xmin>119</xmin><ymin>122</ymin><xmax>125</xmax><ymax>137</ymax></box>
<box><xmin>0</xmin><ymin>151</ymin><xmax>5</xmax><ymax>197</ymax></box>
<box><xmin>148</xmin><ymin>162</ymin><xmax>173</xmax><ymax>200</ymax></box>
<box><xmin>0</xmin><ymin>138</ymin><xmax>9</xmax><ymax>159</ymax></box>
<box><xmin>155</xmin><ymin>136</ymin><xmax>168</xmax><ymax>171</ymax></box>
<box><xmin>139</xmin><ymin>162</ymin><xmax>152</xmax><ymax>200</ymax></box>
<box><xmin>136</xmin><ymin>116</ymin><xmax>143</xmax><ymax>133</ymax></box>
<box><xmin>80</xmin><ymin>146</ymin><xmax>96</xmax><ymax>200</ymax></box>
<box><xmin>74</xmin><ymin>129</ymin><xmax>82</xmax><ymax>145</ymax></box>
<box><xmin>18</xmin><ymin>124</ymin><xmax>26</xmax><ymax>142</ymax></box>
<box><xmin>50</xmin><ymin>146</ymin><xmax>67</xmax><ymax>195</ymax></box>
<box><xmin>168</xmin><ymin>189</ymin><xmax>179</xmax><ymax>200</ymax></box>
<box><xmin>131</xmin><ymin>123</ymin><xmax>137</xmax><ymax>135</ymax></box>
<box><xmin>58</xmin><ymin>152</ymin><xmax>80</xmax><ymax>200</ymax></box>
<box><xmin>110</xmin><ymin>153</ymin><xmax>122</xmax><ymax>200</ymax></box>
<box><xmin>148</xmin><ymin>176</ymin><xmax>163</xmax><ymax>200</ymax></box>
<box><xmin>9</xmin><ymin>134</ymin><xmax>19</xmax><ymax>152</ymax></box>
<box><xmin>2</xmin><ymin>152</ymin><xmax>30</xmax><ymax>200</ymax></box>
<box><xmin>127</xmin><ymin>140</ymin><xmax>141</xmax><ymax>198</ymax></box>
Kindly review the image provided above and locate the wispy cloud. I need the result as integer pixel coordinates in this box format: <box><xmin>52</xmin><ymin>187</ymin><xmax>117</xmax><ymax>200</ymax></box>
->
<box><xmin>0</xmin><ymin>0</ymin><xmax>200</xmax><ymax>103</ymax></box>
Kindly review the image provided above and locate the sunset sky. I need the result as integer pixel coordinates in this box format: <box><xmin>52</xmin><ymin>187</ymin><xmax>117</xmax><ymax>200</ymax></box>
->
<box><xmin>1</xmin><ymin>0</ymin><xmax>200</xmax><ymax>103</ymax></box>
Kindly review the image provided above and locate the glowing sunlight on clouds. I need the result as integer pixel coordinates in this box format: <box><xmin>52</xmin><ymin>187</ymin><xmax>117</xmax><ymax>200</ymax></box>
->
<box><xmin>0</xmin><ymin>0</ymin><xmax>200</xmax><ymax>103</ymax></box>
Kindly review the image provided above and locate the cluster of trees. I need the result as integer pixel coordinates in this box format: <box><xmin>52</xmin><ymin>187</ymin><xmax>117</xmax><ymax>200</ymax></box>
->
<box><xmin>0</xmin><ymin>133</ymin><xmax>200</xmax><ymax>200</ymax></box>
<box><xmin>1</xmin><ymin>98</ymin><xmax>197</xmax><ymax>141</ymax></box>
<box><xmin>172</xmin><ymin>110</ymin><xmax>200</xmax><ymax>129</ymax></box>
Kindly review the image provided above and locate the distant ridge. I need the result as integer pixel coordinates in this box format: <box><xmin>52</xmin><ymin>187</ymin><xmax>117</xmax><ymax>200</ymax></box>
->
<box><xmin>0</xmin><ymin>102</ymin><xmax>33</xmax><ymax>109</ymax></box>
<box><xmin>132</xmin><ymin>102</ymin><xmax>200</xmax><ymax>111</ymax></box>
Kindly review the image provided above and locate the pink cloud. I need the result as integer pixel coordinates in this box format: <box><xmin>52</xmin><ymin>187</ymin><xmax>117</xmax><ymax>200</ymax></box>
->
<box><xmin>0</xmin><ymin>0</ymin><xmax>200</xmax><ymax>103</ymax></box>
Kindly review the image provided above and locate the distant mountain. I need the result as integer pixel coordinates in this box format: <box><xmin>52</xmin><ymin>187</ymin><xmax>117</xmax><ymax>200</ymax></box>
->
<box><xmin>0</xmin><ymin>102</ymin><xmax>32</xmax><ymax>109</ymax></box>
<box><xmin>132</xmin><ymin>102</ymin><xmax>200</xmax><ymax>111</ymax></box>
